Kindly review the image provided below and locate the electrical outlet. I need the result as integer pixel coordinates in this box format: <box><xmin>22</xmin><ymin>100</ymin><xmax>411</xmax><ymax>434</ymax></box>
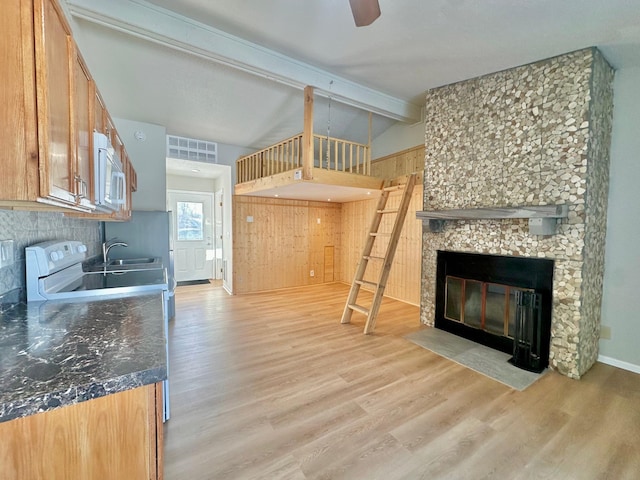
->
<box><xmin>0</xmin><ymin>240</ymin><xmax>15</xmax><ymax>268</ymax></box>
<box><xmin>310</xmin><ymin>270</ymin><xmax>315</xmax><ymax>277</ymax></box>
<box><xmin>600</xmin><ymin>325</ymin><xmax>611</xmax><ymax>340</ymax></box>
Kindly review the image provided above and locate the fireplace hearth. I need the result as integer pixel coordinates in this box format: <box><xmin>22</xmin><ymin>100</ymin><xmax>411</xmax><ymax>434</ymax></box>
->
<box><xmin>435</xmin><ymin>251</ymin><xmax>554</xmax><ymax>373</ymax></box>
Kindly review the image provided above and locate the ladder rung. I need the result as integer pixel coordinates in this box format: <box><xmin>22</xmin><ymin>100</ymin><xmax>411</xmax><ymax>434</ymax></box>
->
<box><xmin>348</xmin><ymin>304</ymin><xmax>370</xmax><ymax>316</ymax></box>
<box><xmin>363</xmin><ymin>255</ymin><xmax>384</xmax><ymax>261</ymax></box>
<box><xmin>377</xmin><ymin>209</ymin><xmax>399</xmax><ymax>214</ymax></box>
<box><xmin>383</xmin><ymin>184</ymin><xmax>405</xmax><ymax>192</ymax></box>
<box><xmin>356</xmin><ymin>280</ymin><xmax>377</xmax><ymax>288</ymax></box>
<box><xmin>370</xmin><ymin>232</ymin><xmax>391</xmax><ymax>237</ymax></box>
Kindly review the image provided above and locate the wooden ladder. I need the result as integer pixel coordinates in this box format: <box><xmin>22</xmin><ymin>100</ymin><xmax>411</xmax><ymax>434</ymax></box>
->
<box><xmin>341</xmin><ymin>173</ymin><xmax>418</xmax><ymax>334</ymax></box>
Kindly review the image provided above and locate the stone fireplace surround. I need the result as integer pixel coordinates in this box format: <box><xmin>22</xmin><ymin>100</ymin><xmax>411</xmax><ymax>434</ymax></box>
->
<box><xmin>420</xmin><ymin>48</ymin><xmax>615</xmax><ymax>379</ymax></box>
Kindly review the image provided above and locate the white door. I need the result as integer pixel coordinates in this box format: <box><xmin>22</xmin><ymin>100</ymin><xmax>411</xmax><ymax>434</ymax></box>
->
<box><xmin>168</xmin><ymin>191</ymin><xmax>214</xmax><ymax>282</ymax></box>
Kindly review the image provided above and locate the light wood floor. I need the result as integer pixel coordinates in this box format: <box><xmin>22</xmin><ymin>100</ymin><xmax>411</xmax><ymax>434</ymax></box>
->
<box><xmin>164</xmin><ymin>283</ymin><xmax>640</xmax><ymax>479</ymax></box>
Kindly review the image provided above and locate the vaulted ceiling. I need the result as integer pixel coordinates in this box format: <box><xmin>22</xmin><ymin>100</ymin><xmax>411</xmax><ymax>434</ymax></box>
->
<box><xmin>67</xmin><ymin>0</ymin><xmax>640</xmax><ymax>153</ymax></box>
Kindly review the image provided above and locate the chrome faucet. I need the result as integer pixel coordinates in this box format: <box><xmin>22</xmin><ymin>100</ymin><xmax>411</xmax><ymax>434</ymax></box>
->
<box><xmin>102</xmin><ymin>238</ymin><xmax>128</xmax><ymax>264</ymax></box>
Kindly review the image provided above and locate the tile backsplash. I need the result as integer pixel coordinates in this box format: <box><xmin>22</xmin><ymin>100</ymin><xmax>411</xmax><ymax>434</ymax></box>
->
<box><xmin>0</xmin><ymin>210</ymin><xmax>101</xmax><ymax>298</ymax></box>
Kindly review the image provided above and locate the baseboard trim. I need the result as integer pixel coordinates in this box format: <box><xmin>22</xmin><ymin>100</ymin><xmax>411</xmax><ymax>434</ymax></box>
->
<box><xmin>598</xmin><ymin>355</ymin><xmax>640</xmax><ymax>375</ymax></box>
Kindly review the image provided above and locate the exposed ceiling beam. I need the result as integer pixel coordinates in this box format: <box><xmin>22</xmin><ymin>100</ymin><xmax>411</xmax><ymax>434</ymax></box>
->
<box><xmin>66</xmin><ymin>0</ymin><xmax>422</xmax><ymax>123</ymax></box>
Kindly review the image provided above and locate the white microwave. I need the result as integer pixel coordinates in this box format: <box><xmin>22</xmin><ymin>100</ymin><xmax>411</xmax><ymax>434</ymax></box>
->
<box><xmin>93</xmin><ymin>132</ymin><xmax>126</xmax><ymax>212</ymax></box>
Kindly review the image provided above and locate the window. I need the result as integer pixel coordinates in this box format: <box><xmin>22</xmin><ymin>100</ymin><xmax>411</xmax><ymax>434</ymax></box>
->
<box><xmin>177</xmin><ymin>201</ymin><xmax>204</xmax><ymax>241</ymax></box>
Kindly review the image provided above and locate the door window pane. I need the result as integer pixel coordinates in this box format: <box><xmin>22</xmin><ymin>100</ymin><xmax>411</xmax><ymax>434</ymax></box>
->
<box><xmin>177</xmin><ymin>201</ymin><xmax>203</xmax><ymax>241</ymax></box>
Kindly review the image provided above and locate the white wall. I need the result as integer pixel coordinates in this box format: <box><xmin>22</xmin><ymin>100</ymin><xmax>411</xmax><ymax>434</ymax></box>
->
<box><xmin>214</xmin><ymin>142</ymin><xmax>252</xmax><ymax>294</ymax></box>
<box><xmin>217</xmin><ymin>143</ymin><xmax>254</xmax><ymax>186</ymax></box>
<box><xmin>371</xmin><ymin>121</ymin><xmax>424</xmax><ymax>159</ymax></box>
<box><xmin>167</xmin><ymin>175</ymin><xmax>215</xmax><ymax>192</ymax></box>
<box><xmin>114</xmin><ymin>118</ymin><xmax>167</xmax><ymax>211</ymax></box>
<box><xmin>599</xmin><ymin>66</ymin><xmax>640</xmax><ymax>372</ymax></box>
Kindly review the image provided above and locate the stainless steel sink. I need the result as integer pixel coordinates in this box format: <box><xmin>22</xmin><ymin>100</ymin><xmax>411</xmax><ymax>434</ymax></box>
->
<box><xmin>107</xmin><ymin>257</ymin><xmax>157</xmax><ymax>266</ymax></box>
<box><xmin>83</xmin><ymin>256</ymin><xmax>162</xmax><ymax>273</ymax></box>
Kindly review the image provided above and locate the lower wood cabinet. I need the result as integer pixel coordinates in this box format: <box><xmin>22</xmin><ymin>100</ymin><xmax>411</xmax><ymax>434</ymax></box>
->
<box><xmin>0</xmin><ymin>383</ymin><xmax>163</xmax><ymax>480</ymax></box>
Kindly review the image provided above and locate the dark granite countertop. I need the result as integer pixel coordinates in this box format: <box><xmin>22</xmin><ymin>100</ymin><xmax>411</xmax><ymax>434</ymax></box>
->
<box><xmin>0</xmin><ymin>292</ymin><xmax>166</xmax><ymax>423</ymax></box>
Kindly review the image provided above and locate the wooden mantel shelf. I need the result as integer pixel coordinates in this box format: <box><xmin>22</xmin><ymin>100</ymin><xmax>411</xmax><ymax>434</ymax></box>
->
<box><xmin>416</xmin><ymin>204</ymin><xmax>568</xmax><ymax>221</ymax></box>
<box><xmin>416</xmin><ymin>205</ymin><xmax>569</xmax><ymax>234</ymax></box>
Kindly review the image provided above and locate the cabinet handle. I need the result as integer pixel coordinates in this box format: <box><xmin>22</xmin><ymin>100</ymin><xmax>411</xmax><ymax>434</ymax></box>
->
<box><xmin>81</xmin><ymin>179</ymin><xmax>88</xmax><ymax>199</ymax></box>
<box><xmin>74</xmin><ymin>176</ymin><xmax>88</xmax><ymax>200</ymax></box>
<box><xmin>74</xmin><ymin>175</ymin><xmax>81</xmax><ymax>200</ymax></box>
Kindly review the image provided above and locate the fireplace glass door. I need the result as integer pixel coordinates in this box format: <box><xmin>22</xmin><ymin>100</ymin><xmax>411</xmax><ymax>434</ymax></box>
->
<box><xmin>444</xmin><ymin>275</ymin><xmax>531</xmax><ymax>340</ymax></box>
<box><xmin>436</xmin><ymin>251</ymin><xmax>554</xmax><ymax>372</ymax></box>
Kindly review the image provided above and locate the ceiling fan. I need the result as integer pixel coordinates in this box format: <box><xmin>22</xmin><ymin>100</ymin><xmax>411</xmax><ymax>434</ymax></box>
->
<box><xmin>349</xmin><ymin>0</ymin><xmax>381</xmax><ymax>27</ymax></box>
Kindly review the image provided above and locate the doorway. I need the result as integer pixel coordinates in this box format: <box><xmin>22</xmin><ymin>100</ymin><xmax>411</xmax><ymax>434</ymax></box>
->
<box><xmin>167</xmin><ymin>190</ymin><xmax>215</xmax><ymax>282</ymax></box>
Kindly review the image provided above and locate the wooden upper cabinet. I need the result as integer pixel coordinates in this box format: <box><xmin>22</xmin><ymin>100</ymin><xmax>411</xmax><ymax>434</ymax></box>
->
<box><xmin>120</xmin><ymin>154</ymin><xmax>133</xmax><ymax>221</ymax></box>
<box><xmin>74</xmin><ymin>51</ymin><xmax>94</xmax><ymax>209</ymax></box>
<box><xmin>0</xmin><ymin>0</ymin><xmax>92</xmax><ymax>210</ymax></box>
<box><xmin>0</xmin><ymin>0</ymin><xmax>40</xmax><ymax>203</ymax></box>
<box><xmin>34</xmin><ymin>0</ymin><xmax>76</xmax><ymax>206</ymax></box>
<box><xmin>94</xmin><ymin>88</ymin><xmax>106</xmax><ymax>135</ymax></box>
<box><xmin>106</xmin><ymin>115</ymin><xmax>117</xmax><ymax>149</ymax></box>
<box><xmin>0</xmin><ymin>0</ymin><xmax>135</xmax><ymax>216</ymax></box>
<box><xmin>130</xmin><ymin>160</ymin><xmax>138</xmax><ymax>192</ymax></box>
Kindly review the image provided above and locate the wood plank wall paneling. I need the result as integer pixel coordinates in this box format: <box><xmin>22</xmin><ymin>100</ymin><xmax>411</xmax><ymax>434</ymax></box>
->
<box><xmin>370</xmin><ymin>145</ymin><xmax>424</xmax><ymax>179</ymax></box>
<box><xmin>233</xmin><ymin>145</ymin><xmax>425</xmax><ymax>300</ymax></box>
<box><xmin>324</xmin><ymin>245</ymin><xmax>334</xmax><ymax>282</ymax></box>
<box><xmin>340</xmin><ymin>184</ymin><xmax>423</xmax><ymax>305</ymax></box>
<box><xmin>339</xmin><ymin>145</ymin><xmax>424</xmax><ymax>305</ymax></box>
<box><xmin>232</xmin><ymin>196</ymin><xmax>341</xmax><ymax>294</ymax></box>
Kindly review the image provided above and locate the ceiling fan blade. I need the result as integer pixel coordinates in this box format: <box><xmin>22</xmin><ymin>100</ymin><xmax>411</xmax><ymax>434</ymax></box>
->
<box><xmin>349</xmin><ymin>0</ymin><xmax>381</xmax><ymax>27</ymax></box>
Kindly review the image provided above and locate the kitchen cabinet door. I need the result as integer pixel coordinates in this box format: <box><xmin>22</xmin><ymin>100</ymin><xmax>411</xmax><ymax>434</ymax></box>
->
<box><xmin>0</xmin><ymin>383</ymin><xmax>164</xmax><ymax>480</ymax></box>
<box><xmin>106</xmin><ymin>115</ymin><xmax>118</xmax><ymax>149</ymax></box>
<box><xmin>94</xmin><ymin>88</ymin><xmax>106</xmax><ymax>135</ymax></box>
<box><xmin>74</xmin><ymin>51</ymin><xmax>94</xmax><ymax>209</ymax></box>
<box><xmin>34</xmin><ymin>0</ymin><xmax>76</xmax><ymax>206</ymax></box>
<box><xmin>0</xmin><ymin>0</ymin><xmax>40</xmax><ymax>203</ymax></box>
<box><xmin>130</xmin><ymin>159</ymin><xmax>138</xmax><ymax>192</ymax></box>
<box><xmin>124</xmin><ymin>153</ymin><xmax>135</xmax><ymax>217</ymax></box>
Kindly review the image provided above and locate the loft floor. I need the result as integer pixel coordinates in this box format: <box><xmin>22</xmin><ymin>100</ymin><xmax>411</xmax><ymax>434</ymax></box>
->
<box><xmin>164</xmin><ymin>283</ymin><xmax>640</xmax><ymax>479</ymax></box>
<box><xmin>234</xmin><ymin>168</ymin><xmax>385</xmax><ymax>202</ymax></box>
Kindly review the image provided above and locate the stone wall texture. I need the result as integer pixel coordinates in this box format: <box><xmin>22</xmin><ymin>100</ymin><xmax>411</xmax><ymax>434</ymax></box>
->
<box><xmin>420</xmin><ymin>48</ymin><xmax>614</xmax><ymax>379</ymax></box>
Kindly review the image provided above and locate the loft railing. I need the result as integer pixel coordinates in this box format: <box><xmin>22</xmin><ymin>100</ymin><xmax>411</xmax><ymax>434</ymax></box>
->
<box><xmin>313</xmin><ymin>134</ymin><xmax>370</xmax><ymax>175</ymax></box>
<box><xmin>236</xmin><ymin>133</ymin><xmax>371</xmax><ymax>184</ymax></box>
<box><xmin>236</xmin><ymin>134</ymin><xmax>303</xmax><ymax>184</ymax></box>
